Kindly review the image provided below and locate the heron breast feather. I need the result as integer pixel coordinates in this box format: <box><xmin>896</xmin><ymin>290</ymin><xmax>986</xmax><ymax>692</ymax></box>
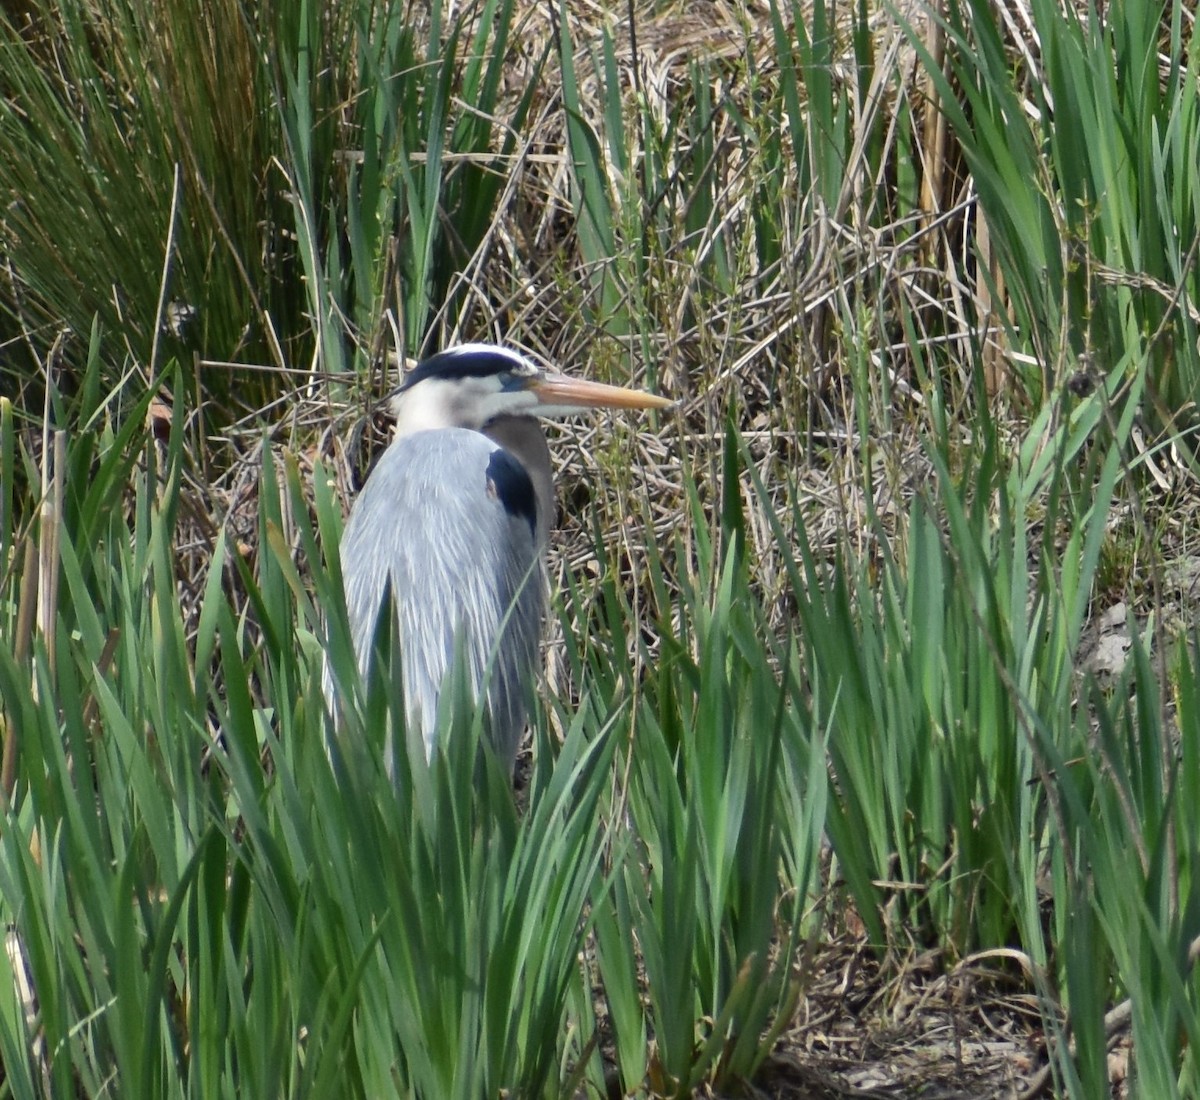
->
<box><xmin>335</xmin><ymin>428</ymin><xmax>544</xmax><ymax>764</ymax></box>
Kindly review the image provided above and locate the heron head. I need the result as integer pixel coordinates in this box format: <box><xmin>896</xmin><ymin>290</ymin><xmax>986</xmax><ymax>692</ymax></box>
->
<box><xmin>389</xmin><ymin>344</ymin><xmax>672</xmax><ymax>436</ymax></box>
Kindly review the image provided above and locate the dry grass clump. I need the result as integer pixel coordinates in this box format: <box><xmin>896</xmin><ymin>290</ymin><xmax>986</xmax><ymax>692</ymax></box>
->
<box><xmin>12</xmin><ymin>0</ymin><xmax>981</xmax><ymax>669</ymax></box>
<box><xmin>273</xmin><ymin>0</ymin><xmax>992</xmax><ymax>620</ymax></box>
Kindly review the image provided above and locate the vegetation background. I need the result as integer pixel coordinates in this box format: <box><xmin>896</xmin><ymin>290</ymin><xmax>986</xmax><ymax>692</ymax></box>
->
<box><xmin>1</xmin><ymin>0</ymin><xmax>1199</xmax><ymax>1095</ymax></box>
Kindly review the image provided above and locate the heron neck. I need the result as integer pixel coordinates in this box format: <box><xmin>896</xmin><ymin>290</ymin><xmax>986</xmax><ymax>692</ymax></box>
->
<box><xmin>483</xmin><ymin>416</ymin><xmax>555</xmax><ymax>544</ymax></box>
<box><xmin>392</xmin><ymin>383</ymin><xmax>461</xmax><ymax>436</ymax></box>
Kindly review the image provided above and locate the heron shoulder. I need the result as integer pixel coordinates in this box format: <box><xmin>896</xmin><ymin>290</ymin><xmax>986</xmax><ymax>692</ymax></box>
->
<box><xmin>350</xmin><ymin>428</ymin><xmax>540</xmax><ymax>551</ymax></box>
<box><xmin>484</xmin><ymin>449</ymin><xmax>537</xmax><ymax>537</ymax></box>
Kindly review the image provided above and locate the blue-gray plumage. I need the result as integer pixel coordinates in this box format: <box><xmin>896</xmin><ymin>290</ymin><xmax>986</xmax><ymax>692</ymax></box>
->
<box><xmin>340</xmin><ymin>430</ymin><xmax>543</xmax><ymax>767</ymax></box>
<box><xmin>329</xmin><ymin>343</ymin><xmax>671</xmax><ymax>776</ymax></box>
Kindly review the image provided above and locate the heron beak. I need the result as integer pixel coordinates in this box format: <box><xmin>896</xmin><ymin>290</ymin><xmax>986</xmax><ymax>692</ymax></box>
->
<box><xmin>530</xmin><ymin>373</ymin><xmax>673</xmax><ymax>412</ymax></box>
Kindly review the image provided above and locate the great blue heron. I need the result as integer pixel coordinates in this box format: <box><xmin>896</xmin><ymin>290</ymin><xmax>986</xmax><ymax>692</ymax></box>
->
<box><xmin>330</xmin><ymin>343</ymin><xmax>671</xmax><ymax>773</ymax></box>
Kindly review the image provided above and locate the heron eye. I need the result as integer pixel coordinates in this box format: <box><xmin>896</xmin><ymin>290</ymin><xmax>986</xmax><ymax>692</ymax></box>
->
<box><xmin>500</xmin><ymin>371</ymin><xmax>535</xmax><ymax>393</ymax></box>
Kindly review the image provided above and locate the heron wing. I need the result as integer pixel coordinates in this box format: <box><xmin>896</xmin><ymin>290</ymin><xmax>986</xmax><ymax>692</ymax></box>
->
<box><xmin>338</xmin><ymin>427</ymin><xmax>546</xmax><ymax>769</ymax></box>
